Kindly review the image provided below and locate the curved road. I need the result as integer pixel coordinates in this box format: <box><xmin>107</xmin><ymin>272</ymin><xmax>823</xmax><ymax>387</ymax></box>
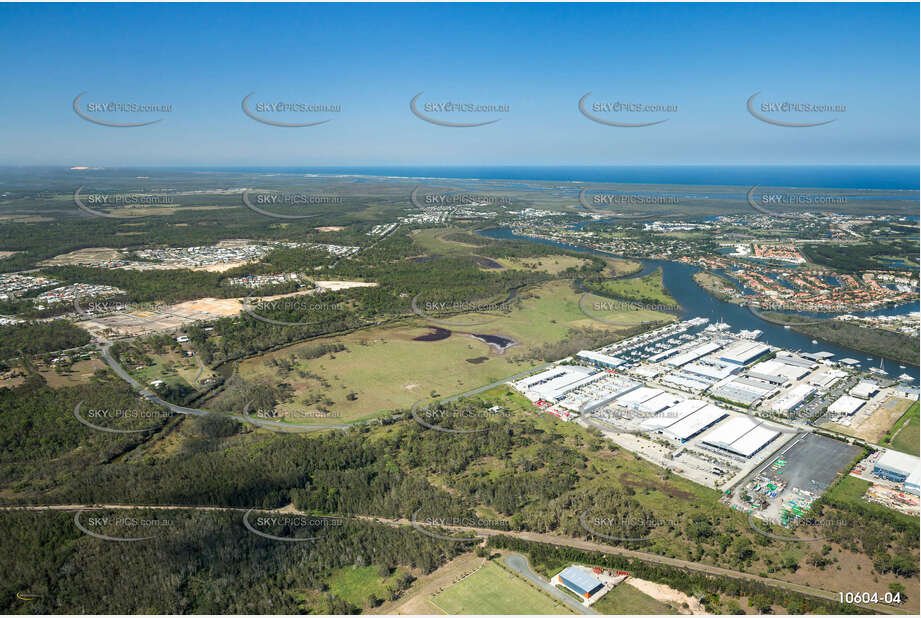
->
<box><xmin>504</xmin><ymin>552</ymin><xmax>597</xmax><ymax>615</ymax></box>
<box><xmin>99</xmin><ymin>343</ymin><xmax>350</xmax><ymax>432</ymax></box>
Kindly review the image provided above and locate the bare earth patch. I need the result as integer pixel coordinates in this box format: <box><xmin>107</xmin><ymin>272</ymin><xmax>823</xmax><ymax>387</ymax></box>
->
<box><xmin>625</xmin><ymin>578</ymin><xmax>706</xmax><ymax>615</ymax></box>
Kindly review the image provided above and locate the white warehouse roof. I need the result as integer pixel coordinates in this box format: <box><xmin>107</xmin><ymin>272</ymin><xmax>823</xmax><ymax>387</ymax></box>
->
<box><xmin>702</xmin><ymin>415</ymin><xmax>781</xmax><ymax>457</ymax></box>
<box><xmin>666</xmin><ymin>341</ymin><xmax>724</xmax><ymax>367</ymax></box>
<box><xmin>617</xmin><ymin>386</ymin><xmax>662</xmax><ymax>406</ymax></box>
<box><xmin>577</xmin><ymin>350</ymin><xmax>626</xmax><ymax>367</ymax></box>
<box><xmin>770</xmin><ymin>384</ymin><xmax>815</xmax><ymax>412</ymax></box>
<box><xmin>827</xmin><ymin>395</ymin><xmax>865</xmax><ymax>416</ymax></box>
<box><xmin>850</xmin><ymin>381</ymin><xmax>879</xmax><ymax>399</ymax></box>
<box><xmin>720</xmin><ymin>340</ymin><xmax>770</xmax><ymax>364</ymax></box>
<box><xmin>638</xmin><ymin>392</ymin><xmax>681</xmax><ymax>414</ymax></box>
<box><xmin>876</xmin><ymin>449</ymin><xmax>920</xmax><ymax>478</ymax></box>
<box><xmin>662</xmin><ymin>404</ymin><xmax>728</xmax><ymax>441</ymax></box>
<box><xmin>640</xmin><ymin>399</ymin><xmax>706</xmax><ymax>431</ymax></box>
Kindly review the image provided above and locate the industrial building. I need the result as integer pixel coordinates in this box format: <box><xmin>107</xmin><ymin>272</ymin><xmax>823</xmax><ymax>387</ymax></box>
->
<box><xmin>701</xmin><ymin>416</ymin><xmax>781</xmax><ymax>458</ymax></box>
<box><xmin>682</xmin><ymin>358</ymin><xmax>740</xmax><ymax>381</ymax></box>
<box><xmin>769</xmin><ymin>384</ymin><xmax>816</xmax><ymax>414</ymax></box>
<box><xmin>640</xmin><ymin>399</ymin><xmax>706</xmax><ymax>431</ymax></box>
<box><xmin>577</xmin><ymin>350</ymin><xmax>626</xmax><ymax>369</ymax></box>
<box><xmin>906</xmin><ymin>468</ymin><xmax>920</xmax><ymax>496</ymax></box>
<box><xmin>660</xmin><ymin>371</ymin><xmax>712</xmax><ymax>392</ymax></box>
<box><xmin>558</xmin><ymin>566</ymin><xmax>604</xmax><ymax>599</ymax></box>
<box><xmin>873</xmin><ymin>449</ymin><xmax>920</xmax><ymax>484</ymax></box>
<box><xmin>616</xmin><ymin>386</ymin><xmax>664</xmax><ymax>411</ymax></box>
<box><xmin>827</xmin><ymin>394</ymin><xmax>865</xmax><ymax>416</ymax></box>
<box><xmin>557</xmin><ymin>375</ymin><xmax>641</xmax><ymax>413</ymax></box>
<box><xmin>665</xmin><ymin>341</ymin><xmax>724</xmax><ymax>368</ymax></box>
<box><xmin>750</xmin><ymin>358</ymin><xmax>813</xmax><ymax>381</ymax></box>
<box><xmin>513</xmin><ymin>366</ymin><xmax>602</xmax><ymax>402</ymax></box>
<box><xmin>719</xmin><ymin>340</ymin><xmax>770</xmax><ymax>365</ymax></box>
<box><xmin>850</xmin><ymin>380</ymin><xmax>880</xmax><ymax>400</ymax></box>
<box><xmin>643</xmin><ymin>402</ymin><xmax>728</xmax><ymax>442</ymax></box>
<box><xmin>710</xmin><ymin>375</ymin><xmax>778</xmax><ymax>405</ymax></box>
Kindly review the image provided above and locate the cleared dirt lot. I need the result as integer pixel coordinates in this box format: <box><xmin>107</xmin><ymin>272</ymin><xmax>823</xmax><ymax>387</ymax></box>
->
<box><xmin>77</xmin><ymin>281</ymin><xmax>377</xmax><ymax>338</ymax></box>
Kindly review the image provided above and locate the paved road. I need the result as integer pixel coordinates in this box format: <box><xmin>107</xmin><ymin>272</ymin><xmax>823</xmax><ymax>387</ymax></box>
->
<box><xmin>99</xmin><ymin>343</ymin><xmax>350</xmax><ymax>431</ymax></box>
<box><xmin>439</xmin><ymin>362</ymin><xmax>555</xmax><ymax>403</ymax></box>
<box><xmin>503</xmin><ymin>552</ymin><xmax>597</xmax><ymax>615</ymax></box>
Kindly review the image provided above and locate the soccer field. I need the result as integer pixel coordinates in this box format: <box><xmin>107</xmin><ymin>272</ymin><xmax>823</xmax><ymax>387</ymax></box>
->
<box><xmin>429</xmin><ymin>562</ymin><xmax>574</xmax><ymax>615</ymax></box>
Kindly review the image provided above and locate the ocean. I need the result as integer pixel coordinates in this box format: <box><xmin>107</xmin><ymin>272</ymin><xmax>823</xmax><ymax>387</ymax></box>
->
<box><xmin>194</xmin><ymin>165</ymin><xmax>920</xmax><ymax>190</ymax></box>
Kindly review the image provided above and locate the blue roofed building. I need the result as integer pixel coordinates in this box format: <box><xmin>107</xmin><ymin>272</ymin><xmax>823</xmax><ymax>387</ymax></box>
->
<box><xmin>558</xmin><ymin>566</ymin><xmax>604</xmax><ymax>599</ymax></box>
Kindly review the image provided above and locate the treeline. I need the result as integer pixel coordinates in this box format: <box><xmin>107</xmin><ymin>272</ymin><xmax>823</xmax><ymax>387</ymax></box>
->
<box><xmin>0</xmin><ymin>320</ymin><xmax>91</xmax><ymax>359</ymax></box>
<box><xmin>801</xmin><ymin>240</ymin><xmax>919</xmax><ymax>273</ymax></box>
<box><xmin>486</xmin><ymin>536</ymin><xmax>871</xmax><ymax>615</ymax></box>
<box><xmin>0</xmin><ymin>509</ymin><xmax>464</xmax><ymax>614</ymax></box>
<box><xmin>776</xmin><ymin>316</ymin><xmax>920</xmax><ymax>366</ymax></box>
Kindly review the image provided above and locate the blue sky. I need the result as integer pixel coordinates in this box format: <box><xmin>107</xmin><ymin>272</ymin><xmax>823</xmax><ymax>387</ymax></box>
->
<box><xmin>0</xmin><ymin>2</ymin><xmax>917</xmax><ymax>166</ymax></box>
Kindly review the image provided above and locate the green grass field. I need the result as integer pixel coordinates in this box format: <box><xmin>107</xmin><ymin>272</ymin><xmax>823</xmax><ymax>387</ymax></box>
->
<box><xmin>592</xmin><ymin>583</ymin><xmax>677</xmax><ymax>615</ymax></box>
<box><xmin>889</xmin><ymin>402</ymin><xmax>920</xmax><ymax>456</ymax></box>
<box><xmin>430</xmin><ymin>561</ymin><xmax>573</xmax><ymax>614</ymax></box>
<box><xmin>239</xmin><ymin>279</ymin><xmax>674</xmax><ymax>423</ymax></box>
<box><xmin>326</xmin><ymin>564</ymin><xmax>407</xmax><ymax>608</ymax></box>
<box><xmin>585</xmin><ymin>268</ymin><xmax>677</xmax><ymax>307</ymax></box>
